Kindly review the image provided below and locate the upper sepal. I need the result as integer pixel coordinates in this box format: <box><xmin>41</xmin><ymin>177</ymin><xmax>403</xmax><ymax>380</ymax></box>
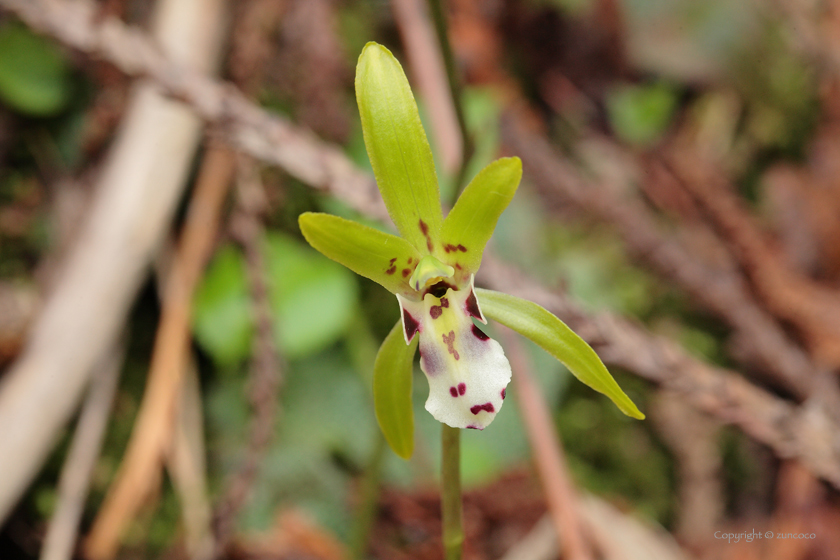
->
<box><xmin>374</xmin><ymin>320</ymin><xmax>419</xmax><ymax>459</ymax></box>
<box><xmin>476</xmin><ymin>288</ymin><xmax>645</xmax><ymax>419</ymax></box>
<box><xmin>441</xmin><ymin>157</ymin><xmax>521</xmax><ymax>278</ymax></box>
<box><xmin>298</xmin><ymin>212</ymin><xmax>422</xmax><ymax>299</ymax></box>
<box><xmin>355</xmin><ymin>42</ymin><xmax>443</xmax><ymax>254</ymax></box>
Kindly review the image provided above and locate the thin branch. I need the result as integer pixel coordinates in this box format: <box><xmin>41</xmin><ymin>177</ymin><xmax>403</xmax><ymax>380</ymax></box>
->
<box><xmin>212</xmin><ymin>157</ymin><xmax>283</xmax><ymax>557</ymax></box>
<box><xmin>84</xmin><ymin>145</ymin><xmax>235</xmax><ymax>560</ymax></box>
<box><xmin>40</xmin><ymin>343</ymin><xmax>123</xmax><ymax>560</ymax></box>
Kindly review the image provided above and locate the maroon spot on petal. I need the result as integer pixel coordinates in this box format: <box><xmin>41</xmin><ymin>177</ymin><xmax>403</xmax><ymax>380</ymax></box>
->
<box><xmin>407</xmin><ymin>257</ymin><xmax>413</xmax><ymax>264</ymax></box>
<box><xmin>457</xmin><ymin>244</ymin><xmax>467</xmax><ymax>252</ymax></box>
<box><xmin>501</xmin><ymin>388</ymin><xmax>506</xmax><ymax>400</ymax></box>
<box><xmin>444</xmin><ymin>243</ymin><xmax>458</xmax><ymax>253</ymax></box>
<box><xmin>465</xmin><ymin>289</ymin><xmax>482</xmax><ymax>320</ymax></box>
<box><xmin>470</xmin><ymin>402</ymin><xmax>495</xmax><ymax>415</ymax></box>
<box><xmin>471</xmin><ymin>324</ymin><xmax>489</xmax><ymax>341</ymax></box>
<box><xmin>403</xmin><ymin>309</ymin><xmax>420</xmax><ymax>341</ymax></box>
<box><xmin>427</xmin><ymin>239</ymin><xmax>434</xmax><ymax>252</ymax></box>
<box><xmin>450</xmin><ymin>386</ymin><xmax>458</xmax><ymax>397</ymax></box>
<box><xmin>402</xmin><ymin>268</ymin><xmax>411</xmax><ymax>277</ymax></box>
<box><xmin>455</xmin><ymin>263</ymin><xmax>462</xmax><ymax>270</ymax></box>
<box><xmin>440</xmin><ymin>297</ymin><xmax>449</xmax><ymax>308</ymax></box>
<box><xmin>430</xmin><ymin>305</ymin><xmax>442</xmax><ymax>319</ymax></box>
<box><xmin>442</xmin><ymin>330</ymin><xmax>459</xmax><ymax>360</ymax></box>
<box><xmin>386</xmin><ymin>266</ymin><xmax>396</xmax><ymax>275</ymax></box>
<box><xmin>419</xmin><ymin>219</ymin><xmax>428</xmax><ymax>235</ymax></box>
<box><xmin>389</xmin><ymin>257</ymin><xmax>397</xmax><ymax>265</ymax></box>
<box><xmin>458</xmin><ymin>383</ymin><xmax>466</xmax><ymax>395</ymax></box>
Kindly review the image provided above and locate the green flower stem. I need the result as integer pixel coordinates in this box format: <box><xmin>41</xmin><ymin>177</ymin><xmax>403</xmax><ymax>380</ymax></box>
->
<box><xmin>441</xmin><ymin>424</ymin><xmax>463</xmax><ymax>560</ymax></box>
<box><xmin>427</xmin><ymin>0</ymin><xmax>474</xmax><ymax>202</ymax></box>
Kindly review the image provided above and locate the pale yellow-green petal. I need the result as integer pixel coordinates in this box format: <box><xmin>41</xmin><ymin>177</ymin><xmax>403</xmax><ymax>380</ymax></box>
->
<box><xmin>299</xmin><ymin>212</ymin><xmax>421</xmax><ymax>298</ymax></box>
<box><xmin>356</xmin><ymin>42</ymin><xmax>442</xmax><ymax>254</ymax></box>
<box><xmin>441</xmin><ymin>157</ymin><xmax>521</xmax><ymax>275</ymax></box>
<box><xmin>477</xmin><ymin>289</ymin><xmax>645</xmax><ymax>419</ymax></box>
<box><xmin>374</xmin><ymin>320</ymin><xmax>419</xmax><ymax>459</ymax></box>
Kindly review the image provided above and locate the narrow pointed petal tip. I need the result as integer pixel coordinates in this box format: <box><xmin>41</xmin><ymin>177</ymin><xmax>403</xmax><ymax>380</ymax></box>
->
<box><xmin>355</xmin><ymin>42</ymin><xmax>443</xmax><ymax>254</ymax></box>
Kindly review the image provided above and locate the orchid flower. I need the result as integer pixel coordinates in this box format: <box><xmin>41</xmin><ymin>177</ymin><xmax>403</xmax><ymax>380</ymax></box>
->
<box><xmin>299</xmin><ymin>42</ymin><xmax>643</xmax><ymax>459</ymax></box>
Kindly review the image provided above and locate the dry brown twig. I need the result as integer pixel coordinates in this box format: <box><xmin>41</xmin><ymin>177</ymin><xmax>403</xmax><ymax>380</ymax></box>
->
<box><xmin>40</xmin><ymin>343</ymin><xmax>124</xmax><ymax>560</ymax></box>
<box><xmin>212</xmin><ymin>157</ymin><xmax>283</xmax><ymax>557</ymax></box>
<box><xmin>84</xmin><ymin>144</ymin><xmax>235</xmax><ymax>560</ymax></box>
<box><xmin>2</xmin><ymin>0</ymin><xmax>840</xmax><ymax>514</ymax></box>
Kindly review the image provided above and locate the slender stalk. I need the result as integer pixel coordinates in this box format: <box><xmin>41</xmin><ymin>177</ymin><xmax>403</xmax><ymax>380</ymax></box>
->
<box><xmin>441</xmin><ymin>424</ymin><xmax>463</xmax><ymax>560</ymax></box>
<box><xmin>427</xmin><ymin>0</ymin><xmax>474</xmax><ymax>202</ymax></box>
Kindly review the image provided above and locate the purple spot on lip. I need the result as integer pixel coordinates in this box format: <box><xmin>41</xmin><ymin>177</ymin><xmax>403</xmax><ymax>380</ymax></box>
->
<box><xmin>450</xmin><ymin>387</ymin><xmax>458</xmax><ymax>397</ymax></box>
<box><xmin>403</xmin><ymin>309</ymin><xmax>420</xmax><ymax>342</ymax></box>
<box><xmin>466</xmin><ymin>425</ymin><xmax>481</xmax><ymax>430</ymax></box>
<box><xmin>471</xmin><ymin>324</ymin><xmax>489</xmax><ymax>340</ymax></box>
<box><xmin>430</xmin><ymin>305</ymin><xmax>442</xmax><ymax>319</ymax></box>
<box><xmin>501</xmin><ymin>388</ymin><xmax>506</xmax><ymax>400</ymax></box>
<box><xmin>440</xmin><ymin>297</ymin><xmax>449</xmax><ymax>308</ymax></box>
<box><xmin>458</xmin><ymin>383</ymin><xmax>466</xmax><ymax>395</ymax></box>
<box><xmin>470</xmin><ymin>402</ymin><xmax>495</xmax><ymax>415</ymax></box>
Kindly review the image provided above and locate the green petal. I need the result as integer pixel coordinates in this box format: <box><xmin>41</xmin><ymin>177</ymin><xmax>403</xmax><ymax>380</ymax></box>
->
<box><xmin>356</xmin><ymin>42</ymin><xmax>443</xmax><ymax>254</ymax></box>
<box><xmin>476</xmin><ymin>289</ymin><xmax>645</xmax><ymax>420</ymax></box>
<box><xmin>441</xmin><ymin>158</ymin><xmax>521</xmax><ymax>275</ymax></box>
<box><xmin>299</xmin><ymin>212</ymin><xmax>422</xmax><ymax>298</ymax></box>
<box><xmin>374</xmin><ymin>320</ymin><xmax>419</xmax><ymax>459</ymax></box>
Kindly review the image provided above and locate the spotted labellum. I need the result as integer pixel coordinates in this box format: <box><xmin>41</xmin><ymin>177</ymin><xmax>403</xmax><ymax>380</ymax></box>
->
<box><xmin>299</xmin><ymin>42</ymin><xmax>643</xmax><ymax>459</ymax></box>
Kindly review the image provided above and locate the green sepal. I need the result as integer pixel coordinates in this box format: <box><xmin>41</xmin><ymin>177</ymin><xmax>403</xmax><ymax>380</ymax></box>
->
<box><xmin>441</xmin><ymin>157</ymin><xmax>521</xmax><ymax>275</ymax></box>
<box><xmin>355</xmin><ymin>42</ymin><xmax>443</xmax><ymax>254</ymax></box>
<box><xmin>476</xmin><ymin>289</ymin><xmax>645</xmax><ymax>420</ymax></box>
<box><xmin>299</xmin><ymin>212</ymin><xmax>422</xmax><ymax>299</ymax></box>
<box><xmin>374</xmin><ymin>320</ymin><xmax>419</xmax><ymax>459</ymax></box>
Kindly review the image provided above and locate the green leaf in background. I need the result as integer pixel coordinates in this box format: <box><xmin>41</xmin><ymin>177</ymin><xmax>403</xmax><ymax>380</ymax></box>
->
<box><xmin>476</xmin><ymin>288</ymin><xmax>644</xmax><ymax>419</ymax></box>
<box><xmin>0</xmin><ymin>23</ymin><xmax>72</xmax><ymax>116</ymax></box>
<box><xmin>263</xmin><ymin>233</ymin><xmax>357</xmax><ymax>358</ymax></box>
<box><xmin>606</xmin><ymin>82</ymin><xmax>678</xmax><ymax>147</ymax></box>
<box><xmin>193</xmin><ymin>245</ymin><xmax>253</xmax><ymax>367</ymax></box>
<box><xmin>299</xmin><ymin>212</ymin><xmax>422</xmax><ymax>299</ymax></box>
<box><xmin>373</xmin><ymin>321</ymin><xmax>418</xmax><ymax>459</ymax></box>
<box><xmin>193</xmin><ymin>233</ymin><xmax>358</xmax><ymax>365</ymax></box>
<box><xmin>441</xmin><ymin>157</ymin><xmax>521</xmax><ymax>275</ymax></box>
<box><xmin>355</xmin><ymin>42</ymin><xmax>443</xmax><ymax>253</ymax></box>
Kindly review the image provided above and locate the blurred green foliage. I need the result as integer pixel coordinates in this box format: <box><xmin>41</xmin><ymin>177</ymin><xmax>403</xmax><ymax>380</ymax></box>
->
<box><xmin>0</xmin><ymin>23</ymin><xmax>72</xmax><ymax>117</ymax></box>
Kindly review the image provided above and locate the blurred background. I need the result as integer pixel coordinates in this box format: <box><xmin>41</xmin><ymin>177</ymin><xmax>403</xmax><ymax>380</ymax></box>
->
<box><xmin>0</xmin><ymin>0</ymin><xmax>839</xmax><ymax>559</ymax></box>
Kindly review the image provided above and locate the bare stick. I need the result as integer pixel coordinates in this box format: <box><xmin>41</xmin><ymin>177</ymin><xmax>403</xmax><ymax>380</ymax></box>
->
<box><xmin>211</xmin><ymin>157</ymin><xmax>283</xmax><ymax>557</ymax></box>
<box><xmin>40</xmin><ymin>344</ymin><xmax>123</xmax><ymax>560</ymax></box>
<box><xmin>84</xmin><ymin>143</ymin><xmax>234</xmax><ymax>560</ymax></box>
